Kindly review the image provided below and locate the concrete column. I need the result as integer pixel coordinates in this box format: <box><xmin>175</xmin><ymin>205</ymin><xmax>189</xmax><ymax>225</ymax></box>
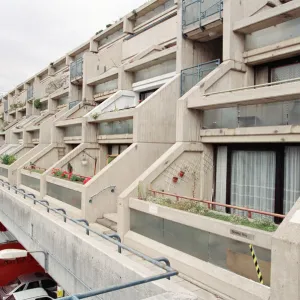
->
<box><xmin>123</xmin><ymin>17</ymin><xmax>134</xmax><ymax>34</ymax></box>
<box><xmin>271</xmin><ymin>199</ymin><xmax>300</xmax><ymax>300</ymax></box>
<box><xmin>118</xmin><ymin>66</ymin><xmax>133</xmax><ymax>90</ymax></box>
<box><xmin>82</xmin><ymin>118</ymin><xmax>97</xmax><ymax>143</ymax></box>
<box><xmin>176</xmin><ymin>0</ymin><xmax>194</xmax><ymax>72</ymax></box>
<box><xmin>82</xmin><ymin>52</ymin><xmax>98</xmax><ymax>101</ymax></box>
<box><xmin>223</xmin><ymin>0</ymin><xmax>245</xmax><ymax>62</ymax></box>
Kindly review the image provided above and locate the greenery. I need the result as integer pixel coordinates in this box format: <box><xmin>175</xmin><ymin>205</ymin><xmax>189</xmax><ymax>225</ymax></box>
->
<box><xmin>0</xmin><ymin>154</ymin><xmax>17</xmax><ymax>165</ymax></box>
<box><xmin>146</xmin><ymin>196</ymin><xmax>278</xmax><ymax>232</ymax></box>
<box><xmin>91</xmin><ymin>113</ymin><xmax>100</xmax><ymax>120</ymax></box>
<box><xmin>67</xmin><ymin>162</ymin><xmax>73</xmax><ymax>173</ymax></box>
<box><xmin>107</xmin><ymin>155</ymin><xmax>117</xmax><ymax>164</ymax></box>
<box><xmin>34</xmin><ymin>99</ymin><xmax>42</xmax><ymax>109</ymax></box>
<box><xmin>70</xmin><ymin>175</ymin><xmax>85</xmax><ymax>183</ymax></box>
<box><xmin>53</xmin><ymin>170</ymin><xmax>65</xmax><ymax>178</ymax></box>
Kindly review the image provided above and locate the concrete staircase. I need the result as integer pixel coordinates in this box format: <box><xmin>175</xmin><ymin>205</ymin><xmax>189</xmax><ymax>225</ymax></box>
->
<box><xmin>96</xmin><ymin>213</ymin><xmax>118</xmax><ymax>232</ymax></box>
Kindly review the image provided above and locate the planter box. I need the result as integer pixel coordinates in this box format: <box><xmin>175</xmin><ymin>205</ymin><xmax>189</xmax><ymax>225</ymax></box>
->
<box><xmin>128</xmin><ymin>198</ymin><xmax>273</xmax><ymax>288</ymax></box>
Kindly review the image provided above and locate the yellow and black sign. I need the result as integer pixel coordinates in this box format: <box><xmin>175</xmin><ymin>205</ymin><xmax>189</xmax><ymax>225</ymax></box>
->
<box><xmin>249</xmin><ymin>244</ymin><xmax>264</xmax><ymax>284</ymax></box>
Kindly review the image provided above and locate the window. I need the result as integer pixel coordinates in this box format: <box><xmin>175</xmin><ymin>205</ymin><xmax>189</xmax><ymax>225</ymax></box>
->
<box><xmin>41</xmin><ymin>279</ymin><xmax>56</xmax><ymax>289</ymax></box>
<box><xmin>230</xmin><ymin>150</ymin><xmax>276</xmax><ymax>217</ymax></box>
<box><xmin>27</xmin><ymin>281</ymin><xmax>40</xmax><ymax>289</ymax></box>
<box><xmin>107</xmin><ymin>144</ymin><xmax>131</xmax><ymax>164</ymax></box>
<box><xmin>14</xmin><ymin>284</ymin><xmax>25</xmax><ymax>293</ymax></box>
<box><xmin>214</xmin><ymin>144</ymin><xmax>300</xmax><ymax>219</ymax></box>
<box><xmin>139</xmin><ymin>89</ymin><xmax>158</xmax><ymax>103</ymax></box>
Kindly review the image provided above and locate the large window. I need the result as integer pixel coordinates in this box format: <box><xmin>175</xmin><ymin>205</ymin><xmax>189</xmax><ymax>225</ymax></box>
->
<box><xmin>214</xmin><ymin>144</ymin><xmax>300</xmax><ymax>218</ymax></box>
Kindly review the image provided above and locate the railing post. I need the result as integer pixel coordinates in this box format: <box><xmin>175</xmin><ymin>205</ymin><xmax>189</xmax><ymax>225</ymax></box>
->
<box><xmin>248</xmin><ymin>209</ymin><xmax>252</xmax><ymax>219</ymax></box>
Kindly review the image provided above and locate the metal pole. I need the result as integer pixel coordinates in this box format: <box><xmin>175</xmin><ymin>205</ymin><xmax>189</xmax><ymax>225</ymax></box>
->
<box><xmin>29</xmin><ymin>250</ymin><xmax>49</xmax><ymax>272</ymax></box>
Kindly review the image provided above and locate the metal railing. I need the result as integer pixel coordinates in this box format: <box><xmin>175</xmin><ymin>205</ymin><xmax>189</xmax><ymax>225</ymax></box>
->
<box><xmin>70</xmin><ymin>58</ymin><xmax>83</xmax><ymax>80</ymax></box>
<box><xmin>69</xmin><ymin>100</ymin><xmax>81</xmax><ymax>110</ymax></box>
<box><xmin>149</xmin><ymin>189</ymin><xmax>286</xmax><ymax>220</ymax></box>
<box><xmin>182</xmin><ymin>0</ymin><xmax>223</xmax><ymax>30</ymax></box>
<box><xmin>0</xmin><ymin>180</ymin><xmax>178</xmax><ymax>299</ymax></box>
<box><xmin>181</xmin><ymin>59</ymin><xmax>220</xmax><ymax>96</ymax></box>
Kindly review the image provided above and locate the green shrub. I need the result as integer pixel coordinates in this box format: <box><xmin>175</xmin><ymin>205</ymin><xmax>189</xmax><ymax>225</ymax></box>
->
<box><xmin>34</xmin><ymin>99</ymin><xmax>42</xmax><ymax>109</ymax></box>
<box><xmin>70</xmin><ymin>175</ymin><xmax>85</xmax><ymax>183</ymax></box>
<box><xmin>0</xmin><ymin>154</ymin><xmax>17</xmax><ymax>165</ymax></box>
<box><xmin>146</xmin><ymin>196</ymin><xmax>278</xmax><ymax>232</ymax></box>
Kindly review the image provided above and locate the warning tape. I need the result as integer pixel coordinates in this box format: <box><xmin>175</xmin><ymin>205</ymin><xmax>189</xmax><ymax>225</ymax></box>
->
<box><xmin>249</xmin><ymin>244</ymin><xmax>264</xmax><ymax>284</ymax></box>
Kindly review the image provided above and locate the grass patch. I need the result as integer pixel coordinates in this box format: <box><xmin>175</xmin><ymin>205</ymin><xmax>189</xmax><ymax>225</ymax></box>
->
<box><xmin>146</xmin><ymin>196</ymin><xmax>278</xmax><ymax>232</ymax></box>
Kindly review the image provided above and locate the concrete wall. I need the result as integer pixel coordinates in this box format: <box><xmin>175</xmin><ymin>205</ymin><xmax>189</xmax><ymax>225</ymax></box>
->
<box><xmin>61</xmin><ymin>148</ymin><xmax>101</xmax><ymax>178</ymax></box>
<box><xmin>82</xmin><ymin>142</ymin><xmax>172</xmax><ymax>222</ymax></box>
<box><xmin>122</xmin><ymin>16</ymin><xmax>177</xmax><ymax>61</ymax></box>
<box><xmin>134</xmin><ymin>75</ymin><xmax>180</xmax><ymax>144</ymax></box>
<box><xmin>151</xmin><ymin>151</ymin><xmax>201</xmax><ymax>199</ymax></box>
<box><xmin>271</xmin><ymin>198</ymin><xmax>300</xmax><ymax>300</ymax></box>
<box><xmin>0</xmin><ymin>187</ymin><xmax>193</xmax><ymax>300</ymax></box>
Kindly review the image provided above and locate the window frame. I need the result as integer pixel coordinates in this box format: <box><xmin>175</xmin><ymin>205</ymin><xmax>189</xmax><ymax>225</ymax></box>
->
<box><xmin>213</xmin><ymin>143</ymin><xmax>300</xmax><ymax>222</ymax></box>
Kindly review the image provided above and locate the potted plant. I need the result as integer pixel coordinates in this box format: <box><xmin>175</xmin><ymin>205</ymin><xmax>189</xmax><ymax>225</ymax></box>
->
<box><xmin>179</xmin><ymin>170</ymin><xmax>185</xmax><ymax>178</ymax></box>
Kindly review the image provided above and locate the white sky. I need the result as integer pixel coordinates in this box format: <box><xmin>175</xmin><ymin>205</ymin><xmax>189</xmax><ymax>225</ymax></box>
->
<box><xmin>0</xmin><ymin>0</ymin><xmax>146</xmax><ymax>94</ymax></box>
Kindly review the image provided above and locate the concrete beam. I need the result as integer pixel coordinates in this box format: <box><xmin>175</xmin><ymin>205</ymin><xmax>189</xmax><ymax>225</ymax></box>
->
<box><xmin>234</xmin><ymin>0</ymin><xmax>300</xmax><ymax>34</ymax></box>
<box><xmin>188</xmin><ymin>80</ymin><xmax>300</xmax><ymax>109</ymax></box>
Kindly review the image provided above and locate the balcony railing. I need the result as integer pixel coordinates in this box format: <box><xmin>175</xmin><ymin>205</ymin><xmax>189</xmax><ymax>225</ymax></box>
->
<box><xmin>70</xmin><ymin>58</ymin><xmax>83</xmax><ymax>80</ymax></box>
<box><xmin>27</xmin><ymin>85</ymin><xmax>34</xmax><ymax>100</ymax></box>
<box><xmin>182</xmin><ymin>0</ymin><xmax>223</xmax><ymax>30</ymax></box>
<box><xmin>98</xmin><ymin>119</ymin><xmax>133</xmax><ymax>135</ymax></box>
<box><xmin>69</xmin><ymin>100</ymin><xmax>81</xmax><ymax>109</ymax></box>
<box><xmin>181</xmin><ymin>59</ymin><xmax>220</xmax><ymax>96</ymax></box>
<box><xmin>203</xmin><ymin>99</ymin><xmax>300</xmax><ymax>129</ymax></box>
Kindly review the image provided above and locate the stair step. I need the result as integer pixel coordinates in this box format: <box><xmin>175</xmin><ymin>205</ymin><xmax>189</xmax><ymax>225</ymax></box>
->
<box><xmin>97</xmin><ymin>218</ymin><xmax>117</xmax><ymax>232</ymax></box>
<box><xmin>103</xmin><ymin>213</ymin><xmax>118</xmax><ymax>223</ymax></box>
<box><xmin>89</xmin><ymin>223</ymin><xmax>114</xmax><ymax>235</ymax></box>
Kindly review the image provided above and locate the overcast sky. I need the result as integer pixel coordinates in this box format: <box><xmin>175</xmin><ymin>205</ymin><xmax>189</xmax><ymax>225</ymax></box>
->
<box><xmin>0</xmin><ymin>0</ymin><xmax>146</xmax><ymax>94</ymax></box>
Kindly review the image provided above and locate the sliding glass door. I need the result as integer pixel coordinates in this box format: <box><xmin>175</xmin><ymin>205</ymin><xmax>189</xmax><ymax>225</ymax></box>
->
<box><xmin>214</xmin><ymin>144</ymin><xmax>300</xmax><ymax>218</ymax></box>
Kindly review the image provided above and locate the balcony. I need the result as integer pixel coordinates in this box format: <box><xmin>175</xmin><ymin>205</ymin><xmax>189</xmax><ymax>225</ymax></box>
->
<box><xmin>182</xmin><ymin>0</ymin><xmax>223</xmax><ymax>41</ymax></box>
<box><xmin>70</xmin><ymin>58</ymin><xmax>83</xmax><ymax>82</ymax></box>
<box><xmin>63</xmin><ymin>124</ymin><xmax>82</xmax><ymax>144</ymax></box>
<box><xmin>189</xmin><ymin>77</ymin><xmax>300</xmax><ymax>109</ymax></box>
<box><xmin>97</xmin><ymin>119</ymin><xmax>133</xmax><ymax>143</ymax></box>
<box><xmin>181</xmin><ymin>59</ymin><xmax>220</xmax><ymax>96</ymax></box>
<box><xmin>86</xmin><ymin>90</ymin><xmax>138</xmax><ymax>123</ymax></box>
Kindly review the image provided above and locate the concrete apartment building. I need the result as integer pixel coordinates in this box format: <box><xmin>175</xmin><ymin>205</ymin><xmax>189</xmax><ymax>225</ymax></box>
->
<box><xmin>1</xmin><ymin>0</ymin><xmax>300</xmax><ymax>299</ymax></box>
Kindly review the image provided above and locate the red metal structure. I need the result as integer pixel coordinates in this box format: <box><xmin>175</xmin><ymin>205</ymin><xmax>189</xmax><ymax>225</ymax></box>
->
<box><xmin>0</xmin><ymin>227</ymin><xmax>44</xmax><ymax>286</ymax></box>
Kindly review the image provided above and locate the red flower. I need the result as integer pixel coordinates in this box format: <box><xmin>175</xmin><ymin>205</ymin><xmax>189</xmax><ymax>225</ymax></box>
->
<box><xmin>83</xmin><ymin>177</ymin><xmax>92</xmax><ymax>185</ymax></box>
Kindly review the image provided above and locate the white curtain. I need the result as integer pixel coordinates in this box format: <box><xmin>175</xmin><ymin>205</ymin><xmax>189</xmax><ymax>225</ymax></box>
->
<box><xmin>231</xmin><ymin>151</ymin><xmax>276</xmax><ymax>217</ymax></box>
<box><xmin>215</xmin><ymin>146</ymin><xmax>227</xmax><ymax>211</ymax></box>
<box><xmin>284</xmin><ymin>147</ymin><xmax>300</xmax><ymax>214</ymax></box>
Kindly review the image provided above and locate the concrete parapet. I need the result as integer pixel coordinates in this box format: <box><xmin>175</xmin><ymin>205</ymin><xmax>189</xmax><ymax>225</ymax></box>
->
<box><xmin>271</xmin><ymin>198</ymin><xmax>300</xmax><ymax>300</ymax></box>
